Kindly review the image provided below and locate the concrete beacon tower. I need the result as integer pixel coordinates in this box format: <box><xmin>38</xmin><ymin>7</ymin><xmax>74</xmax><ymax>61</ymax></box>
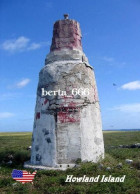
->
<box><xmin>30</xmin><ymin>15</ymin><xmax>104</xmax><ymax>169</ymax></box>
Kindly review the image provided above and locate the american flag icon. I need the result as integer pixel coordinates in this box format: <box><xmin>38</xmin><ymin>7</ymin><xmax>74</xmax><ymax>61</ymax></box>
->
<box><xmin>11</xmin><ymin>169</ymin><xmax>37</xmax><ymax>184</ymax></box>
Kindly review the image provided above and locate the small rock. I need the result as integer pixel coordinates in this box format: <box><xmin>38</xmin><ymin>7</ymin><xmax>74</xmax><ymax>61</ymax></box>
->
<box><xmin>130</xmin><ymin>143</ymin><xmax>140</xmax><ymax>148</ymax></box>
<box><xmin>8</xmin><ymin>154</ymin><xmax>14</xmax><ymax>160</ymax></box>
<box><xmin>74</xmin><ymin>164</ymin><xmax>81</xmax><ymax>168</ymax></box>
<box><xmin>7</xmin><ymin>160</ymin><xmax>12</xmax><ymax>164</ymax></box>
<box><xmin>135</xmin><ymin>143</ymin><xmax>140</xmax><ymax>148</ymax></box>
<box><xmin>122</xmin><ymin>145</ymin><xmax>129</xmax><ymax>148</ymax></box>
<box><xmin>99</xmin><ymin>163</ymin><xmax>104</xmax><ymax>169</ymax></box>
<box><xmin>119</xmin><ymin>143</ymin><xmax>140</xmax><ymax>149</ymax></box>
<box><xmin>117</xmin><ymin>163</ymin><xmax>122</xmax><ymax>168</ymax></box>
<box><xmin>82</xmin><ymin>159</ymin><xmax>88</xmax><ymax>163</ymax></box>
<box><xmin>111</xmin><ymin>146</ymin><xmax>115</xmax><ymax>148</ymax></box>
<box><xmin>106</xmin><ymin>167</ymin><xmax>111</xmax><ymax>171</ymax></box>
<box><xmin>55</xmin><ymin>164</ymin><xmax>59</xmax><ymax>168</ymax></box>
<box><xmin>125</xmin><ymin>159</ymin><xmax>133</xmax><ymax>164</ymax></box>
<box><xmin>125</xmin><ymin>145</ymin><xmax>130</xmax><ymax>148</ymax></box>
<box><xmin>130</xmin><ymin>144</ymin><xmax>136</xmax><ymax>148</ymax></box>
<box><xmin>12</xmin><ymin>183</ymin><xmax>17</xmax><ymax>187</ymax></box>
<box><xmin>27</xmin><ymin>146</ymin><xmax>32</xmax><ymax>150</ymax></box>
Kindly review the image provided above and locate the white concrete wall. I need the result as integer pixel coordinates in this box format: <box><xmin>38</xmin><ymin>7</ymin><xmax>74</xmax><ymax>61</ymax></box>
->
<box><xmin>80</xmin><ymin>104</ymin><xmax>104</xmax><ymax>162</ymax></box>
<box><xmin>57</xmin><ymin>123</ymin><xmax>81</xmax><ymax>164</ymax></box>
<box><xmin>31</xmin><ymin>49</ymin><xmax>104</xmax><ymax>167</ymax></box>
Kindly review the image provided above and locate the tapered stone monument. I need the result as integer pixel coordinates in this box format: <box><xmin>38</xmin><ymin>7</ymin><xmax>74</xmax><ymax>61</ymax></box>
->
<box><xmin>25</xmin><ymin>14</ymin><xmax>104</xmax><ymax>170</ymax></box>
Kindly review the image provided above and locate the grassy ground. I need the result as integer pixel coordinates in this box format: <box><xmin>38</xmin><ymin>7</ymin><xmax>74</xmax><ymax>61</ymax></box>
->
<box><xmin>0</xmin><ymin>131</ymin><xmax>140</xmax><ymax>194</ymax></box>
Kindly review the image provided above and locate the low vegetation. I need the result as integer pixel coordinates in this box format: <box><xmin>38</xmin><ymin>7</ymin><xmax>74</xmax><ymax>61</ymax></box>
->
<box><xmin>0</xmin><ymin>131</ymin><xmax>140</xmax><ymax>193</ymax></box>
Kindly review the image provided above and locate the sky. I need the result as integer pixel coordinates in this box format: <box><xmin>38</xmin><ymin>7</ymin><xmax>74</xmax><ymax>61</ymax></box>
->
<box><xmin>0</xmin><ymin>0</ymin><xmax>140</xmax><ymax>131</ymax></box>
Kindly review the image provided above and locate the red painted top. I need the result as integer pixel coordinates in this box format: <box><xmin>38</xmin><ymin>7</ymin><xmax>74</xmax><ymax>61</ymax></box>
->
<box><xmin>50</xmin><ymin>17</ymin><xmax>82</xmax><ymax>51</ymax></box>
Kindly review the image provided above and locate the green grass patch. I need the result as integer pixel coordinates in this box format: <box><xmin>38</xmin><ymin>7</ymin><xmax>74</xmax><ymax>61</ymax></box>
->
<box><xmin>0</xmin><ymin>131</ymin><xmax>140</xmax><ymax>193</ymax></box>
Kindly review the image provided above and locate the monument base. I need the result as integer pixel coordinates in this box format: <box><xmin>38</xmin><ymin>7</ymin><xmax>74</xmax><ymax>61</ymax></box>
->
<box><xmin>24</xmin><ymin>161</ymin><xmax>77</xmax><ymax>171</ymax></box>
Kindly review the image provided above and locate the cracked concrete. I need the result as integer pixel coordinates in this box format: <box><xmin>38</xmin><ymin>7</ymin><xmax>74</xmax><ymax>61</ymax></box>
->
<box><xmin>28</xmin><ymin>16</ymin><xmax>104</xmax><ymax>169</ymax></box>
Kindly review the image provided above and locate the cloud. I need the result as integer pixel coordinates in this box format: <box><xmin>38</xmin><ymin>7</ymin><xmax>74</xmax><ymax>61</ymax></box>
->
<box><xmin>0</xmin><ymin>92</ymin><xmax>22</xmax><ymax>101</ymax></box>
<box><xmin>27</xmin><ymin>43</ymin><xmax>41</xmax><ymax>50</ymax></box>
<box><xmin>121</xmin><ymin>81</ymin><xmax>140</xmax><ymax>90</ymax></box>
<box><xmin>113</xmin><ymin>103</ymin><xmax>140</xmax><ymax>113</ymax></box>
<box><xmin>1</xmin><ymin>36</ymin><xmax>50</xmax><ymax>52</ymax></box>
<box><xmin>16</xmin><ymin>78</ymin><xmax>30</xmax><ymax>88</ymax></box>
<box><xmin>2</xmin><ymin>36</ymin><xmax>30</xmax><ymax>52</ymax></box>
<box><xmin>103</xmin><ymin>57</ymin><xmax>114</xmax><ymax>62</ymax></box>
<box><xmin>0</xmin><ymin>112</ymin><xmax>15</xmax><ymax>119</ymax></box>
<box><xmin>7</xmin><ymin>78</ymin><xmax>30</xmax><ymax>89</ymax></box>
<box><xmin>102</xmin><ymin>56</ymin><xmax>126</xmax><ymax>67</ymax></box>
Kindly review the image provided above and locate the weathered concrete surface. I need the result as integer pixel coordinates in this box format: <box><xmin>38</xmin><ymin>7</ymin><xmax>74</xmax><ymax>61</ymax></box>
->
<box><xmin>51</xmin><ymin>19</ymin><xmax>82</xmax><ymax>51</ymax></box>
<box><xmin>24</xmin><ymin>161</ymin><xmax>76</xmax><ymax>170</ymax></box>
<box><xmin>29</xmin><ymin>16</ymin><xmax>104</xmax><ymax>169</ymax></box>
<box><xmin>80</xmin><ymin>104</ymin><xmax>104</xmax><ymax>162</ymax></box>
